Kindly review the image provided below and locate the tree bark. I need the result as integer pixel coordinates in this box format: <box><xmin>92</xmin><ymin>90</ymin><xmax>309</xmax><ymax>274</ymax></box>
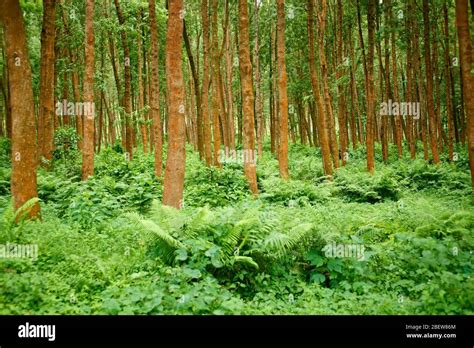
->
<box><xmin>238</xmin><ymin>0</ymin><xmax>258</xmax><ymax>194</ymax></box>
<box><xmin>308</xmin><ymin>0</ymin><xmax>332</xmax><ymax>177</ymax></box>
<box><xmin>163</xmin><ymin>0</ymin><xmax>186</xmax><ymax>208</ymax></box>
<box><xmin>456</xmin><ymin>0</ymin><xmax>474</xmax><ymax>192</ymax></box>
<box><xmin>38</xmin><ymin>0</ymin><xmax>56</xmax><ymax>164</ymax></box>
<box><xmin>277</xmin><ymin>0</ymin><xmax>289</xmax><ymax>180</ymax></box>
<box><xmin>149</xmin><ymin>0</ymin><xmax>163</xmax><ymax>178</ymax></box>
<box><xmin>82</xmin><ymin>0</ymin><xmax>95</xmax><ymax>180</ymax></box>
<box><xmin>422</xmin><ymin>0</ymin><xmax>440</xmax><ymax>164</ymax></box>
<box><xmin>1</xmin><ymin>0</ymin><xmax>40</xmax><ymax>218</ymax></box>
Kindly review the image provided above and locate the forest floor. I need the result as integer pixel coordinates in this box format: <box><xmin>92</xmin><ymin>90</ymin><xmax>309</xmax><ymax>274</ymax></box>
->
<box><xmin>0</xmin><ymin>138</ymin><xmax>473</xmax><ymax>314</ymax></box>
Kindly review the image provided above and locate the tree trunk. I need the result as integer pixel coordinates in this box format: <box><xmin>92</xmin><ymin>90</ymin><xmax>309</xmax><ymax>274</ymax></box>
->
<box><xmin>114</xmin><ymin>0</ymin><xmax>133</xmax><ymax>160</ymax></box>
<box><xmin>308</xmin><ymin>0</ymin><xmax>332</xmax><ymax>177</ymax></box>
<box><xmin>38</xmin><ymin>0</ymin><xmax>56</xmax><ymax>164</ymax></box>
<box><xmin>163</xmin><ymin>0</ymin><xmax>186</xmax><ymax>208</ymax></box>
<box><xmin>82</xmin><ymin>0</ymin><xmax>95</xmax><ymax>180</ymax></box>
<box><xmin>277</xmin><ymin>0</ymin><xmax>289</xmax><ymax>180</ymax></box>
<box><xmin>422</xmin><ymin>0</ymin><xmax>440</xmax><ymax>164</ymax></box>
<box><xmin>149</xmin><ymin>0</ymin><xmax>163</xmax><ymax>178</ymax></box>
<box><xmin>254</xmin><ymin>0</ymin><xmax>264</xmax><ymax>158</ymax></box>
<box><xmin>1</xmin><ymin>0</ymin><xmax>40</xmax><ymax>218</ymax></box>
<box><xmin>456</xmin><ymin>0</ymin><xmax>474</xmax><ymax>192</ymax></box>
<box><xmin>238</xmin><ymin>0</ymin><xmax>258</xmax><ymax>194</ymax></box>
<box><xmin>211</xmin><ymin>0</ymin><xmax>221</xmax><ymax>167</ymax></box>
<box><xmin>366</xmin><ymin>0</ymin><xmax>376</xmax><ymax>174</ymax></box>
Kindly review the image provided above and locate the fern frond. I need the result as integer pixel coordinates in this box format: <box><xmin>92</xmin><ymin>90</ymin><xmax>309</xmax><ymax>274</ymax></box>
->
<box><xmin>13</xmin><ymin>197</ymin><xmax>40</xmax><ymax>223</ymax></box>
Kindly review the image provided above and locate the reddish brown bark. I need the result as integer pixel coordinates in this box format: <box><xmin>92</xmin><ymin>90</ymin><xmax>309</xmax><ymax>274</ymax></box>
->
<box><xmin>114</xmin><ymin>0</ymin><xmax>133</xmax><ymax>160</ymax></box>
<box><xmin>238</xmin><ymin>0</ymin><xmax>258</xmax><ymax>194</ymax></box>
<box><xmin>82</xmin><ymin>0</ymin><xmax>95</xmax><ymax>180</ymax></box>
<box><xmin>201</xmin><ymin>0</ymin><xmax>213</xmax><ymax>166</ymax></box>
<box><xmin>277</xmin><ymin>0</ymin><xmax>289</xmax><ymax>180</ymax></box>
<box><xmin>422</xmin><ymin>0</ymin><xmax>440</xmax><ymax>164</ymax></box>
<box><xmin>308</xmin><ymin>0</ymin><xmax>332</xmax><ymax>177</ymax></box>
<box><xmin>162</xmin><ymin>0</ymin><xmax>186</xmax><ymax>208</ymax></box>
<box><xmin>456</xmin><ymin>0</ymin><xmax>474</xmax><ymax>191</ymax></box>
<box><xmin>38</xmin><ymin>0</ymin><xmax>56</xmax><ymax>164</ymax></box>
<box><xmin>149</xmin><ymin>0</ymin><xmax>163</xmax><ymax>178</ymax></box>
<box><xmin>1</xmin><ymin>0</ymin><xmax>40</xmax><ymax>218</ymax></box>
<box><xmin>366</xmin><ymin>0</ymin><xmax>376</xmax><ymax>174</ymax></box>
<box><xmin>211</xmin><ymin>0</ymin><xmax>221</xmax><ymax>167</ymax></box>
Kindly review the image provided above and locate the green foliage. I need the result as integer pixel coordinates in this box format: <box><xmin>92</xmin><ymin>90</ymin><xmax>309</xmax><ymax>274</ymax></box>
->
<box><xmin>53</xmin><ymin>127</ymin><xmax>80</xmax><ymax>160</ymax></box>
<box><xmin>184</xmin><ymin>166</ymin><xmax>250</xmax><ymax>207</ymax></box>
<box><xmin>1</xmin><ymin>142</ymin><xmax>473</xmax><ymax>314</ymax></box>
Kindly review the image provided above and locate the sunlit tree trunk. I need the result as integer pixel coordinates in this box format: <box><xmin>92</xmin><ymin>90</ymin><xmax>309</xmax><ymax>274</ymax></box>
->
<box><xmin>201</xmin><ymin>0</ymin><xmax>213</xmax><ymax>166</ymax></box>
<box><xmin>163</xmin><ymin>0</ymin><xmax>186</xmax><ymax>208</ymax></box>
<box><xmin>1</xmin><ymin>0</ymin><xmax>40</xmax><ymax>218</ymax></box>
<box><xmin>238</xmin><ymin>0</ymin><xmax>258</xmax><ymax>194</ymax></box>
<box><xmin>82</xmin><ymin>0</ymin><xmax>95</xmax><ymax>180</ymax></box>
<box><xmin>254</xmin><ymin>0</ymin><xmax>264</xmax><ymax>158</ymax></box>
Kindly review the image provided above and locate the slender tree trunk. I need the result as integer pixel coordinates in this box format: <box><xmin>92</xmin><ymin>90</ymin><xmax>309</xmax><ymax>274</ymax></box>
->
<box><xmin>183</xmin><ymin>21</ymin><xmax>203</xmax><ymax>158</ymax></box>
<box><xmin>277</xmin><ymin>0</ymin><xmax>289</xmax><ymax>180</ymax></box>
<box><xmin>38</xmin><ymin>0</ymin><xmax>56</xmax><ymax>164</ymax></box>
<box><xmin>201</xmin><ymin>0</ymin><xmax>213</xmax><ymax>166</ymax></box>
<box><xmin>1</xmin><ymin>0</ymin><xmax>40</xmax><ymax>218</ymax></box>
<box><xmin>137</xmin><ymin>13</ymin><xmax>148</xmax><ymax>154</ymax></box>
<box><xmin>444</xmin><ymin>1</ymin><xmax>455</xmax><ymax>162</ymax></box>
<box><xmin>114</xmin><ymin>0</ymin><xmax>133</xmax><ymax>160</ymax></box>
<box><xmin>149</xmin><ymin>0</ymin><xmax>163</xmax><ymax>177</ymax></box>
<box><xmin>319</xmin><ymin>0</ymin><xmax>339</xmax><ymax>168</ymax></box>
<box><xmin>366</xmin><ymin>0</ymin><xmax>376</xmax><ymax>173</ymax></box>
<box><xmin>238</xmin><ymin>0</ymin><xmax>258</xmax><ymax>194</ymax></box>
<box><xmin>254</xmin><ymin>0</ymin><xmax>264</xmax><ymax>158</ymax></box>
<box><xmin>82</xmin><ymin>0</ymin><xmax>95</xmax><ymax>180</ymax></box>
<box><xmin>336</xmin><ymin>0</ymin><xmax>347</xmax><ymax>165</ymax></box>
<box><xmin>308</xmin><ymin>0</ymin><xmax>332</xmax><ymax>177</ymax></box>
<box><xmin>211</xmin><ymin>0</ymin><xmax>221</xmax><ymax>167</ymax></box>
<box><xmin>163</xmin><ymin>0</ymin><xmax>186</xmax><ymax>208</ymax></box>
<box><xmin>422</xmin><ymin>0</ymin><xmax>440</xmax><ymax>164</ymax></box>
<box><xmin>224</xmin><ymin>0</ymin><xmax>235</xmax><ymax>152</ymax></box>
<box><xmin>456</xmin><ymin>0</ymin><xmax>474</xmax><ymax>192</ymax></box>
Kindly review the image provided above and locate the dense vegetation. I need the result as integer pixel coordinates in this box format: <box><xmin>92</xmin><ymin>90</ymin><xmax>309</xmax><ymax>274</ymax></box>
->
<box><xmin>1</xmin><ymin>135</ymin><xmax>472</xmax><ymax>314</ymax></box>
<box><xmin>1</xmin><ymin>0</ymin><xmax>473</xmax><ymax>316</ymax></box>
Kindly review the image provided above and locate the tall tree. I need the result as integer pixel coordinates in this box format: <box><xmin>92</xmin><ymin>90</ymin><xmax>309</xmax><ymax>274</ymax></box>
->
<box><xmin>254</xmin><ymin>0</ymin><xmax>264</xmax><ymax>157</ymax></box>
<box><xmin>277</xmin><ymin>0</ymin><xmax>289</xmax><ymax>180</ymax></box>
<box><xmin>1</xmin><ymin>0</ymin><xmax>40</xmax><ymax>218</ymax></box>
<box><xmin>114</xmin><ymin>0</ymin><xmax>133</xmax><ymax>160</ymax></box>
<box><xmin>422</xmin><ymin>0</ymin><xmax>440</xmax><ymax>164</ymax></box>
<box><xmin>38</xmin><ymin>0</ymin><xmax>57</xmax><ymax>164</ymax></box>
<box><xmin>82</xmin><ymin>0</ymin><xmax>95</xmax><ymax>180</ymax></box>
<box><xmin>238</xmin><ymin>0</ymin><xmax>258</xmax><ymax>194</ymax></box>
<box><xmin>149</xmin><ymin>0</ymin><xmax>163</xmax><ymax>178</ymax></box>
<box><xmin>201</xmin><ymin>0</ymin><xmax>213</xmax><ymax>166</ymax></box>
<box><xmin>366</xmin><ymin>0</ymin><xmax>376</xmax><ymax>173</ymax></box>
<box><xmin>308</xmin><ymin>0</ymin><xmax>332</xmax><ymax>177</ymax></box>
<box><xmin>211</xmin><ymin>0</ymin><xmax>221</xmax><ymax>167</ymax></box>
<box><xmin>162</xmin><ymin>0</ymin><xmax>186</xmax><ymax>208</ymax></box>
<box><xmin>456</xmin><ymin>0</ymin><xmax>474</xmax><ymax>191</ymax></box>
